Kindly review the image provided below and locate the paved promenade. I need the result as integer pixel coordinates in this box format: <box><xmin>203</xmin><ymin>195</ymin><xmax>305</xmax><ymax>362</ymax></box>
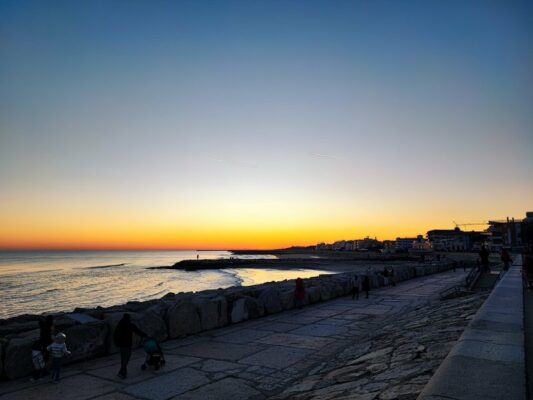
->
<box><xmin>0</xmin><ymin>270</ymin><xmax>474</xmax><ymax>400</ymax></box>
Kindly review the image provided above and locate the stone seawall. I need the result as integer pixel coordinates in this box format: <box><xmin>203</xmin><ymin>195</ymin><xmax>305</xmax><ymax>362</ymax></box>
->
<box><xmin>0</xmin><ymin>261</ymin><xmax>461</xmax><ymax>380</ymax></box>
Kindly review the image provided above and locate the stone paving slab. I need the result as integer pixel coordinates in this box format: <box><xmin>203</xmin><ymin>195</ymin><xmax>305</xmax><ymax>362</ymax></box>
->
<box><xmin>198</xmin><ymin>359</ymin><xmax>244</xmax><ymax>373</ymax></box>
<box><xmin>295</xmin><ymin>308</ymin><xmax>345</xmax><ymax>318</ymax></box>
<box><xmin>289</xmin><ymin>323</ymin><xmax>348</xmax><ymax>337</ymax></box>
<box><xmin>254</xmin><ymin>321</ymin><xmax>303</xmax><ymax>333</ymax></box>
<box><xmin>460</xmin><ymin>328</ymin><xmax>523</xmax><ymax>346</ymax></box>
<box><xmin>0</xmin><ymin>374</ymin><xmax>119</xmax><ymax>400</ymax></box>
<box><xmin>257</xmin><ymin>333</ymin><xmax>334</xmax><ymax>349</ymax></box>
<box><xmin>93</xmin><ymin>393</ymin><xmax>139</xmax><ymax>400</ymax></box>
<box><xmin>168</xmin><ymin>341</ymin><xmax>263</xmax><ymax>361</ymax></box>
<box><xmin>0</xmin><ymin>368</ymin><xmax>84</xmax><ymax>396</ymax></box>
<box><xmin>314</xmin><ymin>317</ymin><xmax>352</xmax><ymax>326</ymax></box>
<box><xmin>171</xmin><ymin>377</ymin><xmax>263</xmax><ymax>400</ymax></box>
<box><xmin>271</xmin><ymin>315</ymin><xmax>323</xmax><ymax>324</ymax></box>
<box><xmin>451</xmin><ymin>339</ymin><xmax>524</xmax><ymax>364</ymax></box>
<box><xmin>239</xmin><ymin>346</ymin><xmax>314</xmax><ymax>369</ymax></box>
<box><xmin>87</xmin><ymin>354</ymin><xmax>200</xmax><ymax>384</ymax></box>
<box><xmin>123</xmin><ymin>368</ymin><xmax>209</xmax><ymax>400</ymax></box>
<box><xmin>215</xmin><ymin>328</ymin><xmax>271</xmax><ymax>344</ymax></box>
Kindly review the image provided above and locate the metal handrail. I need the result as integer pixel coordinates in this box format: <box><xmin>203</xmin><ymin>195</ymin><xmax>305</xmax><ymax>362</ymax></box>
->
<box><xmin>465</xmin><ymin>265</ymin><xmax>480</xmax><ymax>288</ymax></box>
<box><xmin>439</xmin><ymin>285</ymin><xmax>460</xmax><ymax>300</ymax></box>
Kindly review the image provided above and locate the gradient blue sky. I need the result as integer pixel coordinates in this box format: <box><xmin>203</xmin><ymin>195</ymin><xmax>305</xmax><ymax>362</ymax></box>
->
<box><xmin>0</xmin><ymin>0</ymin><xmax>532</xmax><ymax>249</ymax></box>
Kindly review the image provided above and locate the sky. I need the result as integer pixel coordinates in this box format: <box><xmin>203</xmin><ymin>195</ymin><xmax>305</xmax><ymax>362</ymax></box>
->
<box><xmin>0</xmin><ymin>0</ymin><xmax>532</xmax><ymax>250</ymax></box>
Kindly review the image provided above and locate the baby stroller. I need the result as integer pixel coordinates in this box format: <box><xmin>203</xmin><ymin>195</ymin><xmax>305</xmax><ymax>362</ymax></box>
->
<box><xmin>141</xmin><ymin>338</ymin><xmax>165</xmax><ymax>371</ymax></box>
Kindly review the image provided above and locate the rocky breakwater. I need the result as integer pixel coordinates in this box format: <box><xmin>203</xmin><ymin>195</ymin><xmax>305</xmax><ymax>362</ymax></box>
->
<box><xmin>0</xmin><ymin>261</ymin><xmax>458</xmax><ymax>380</ymax></box>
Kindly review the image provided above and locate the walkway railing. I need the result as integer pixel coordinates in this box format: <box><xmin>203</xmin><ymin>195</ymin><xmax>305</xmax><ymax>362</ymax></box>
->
<box><xmin>465</xmin><ymin>264</ymin><xmax>481</xmax><ymax>289</ymax></box>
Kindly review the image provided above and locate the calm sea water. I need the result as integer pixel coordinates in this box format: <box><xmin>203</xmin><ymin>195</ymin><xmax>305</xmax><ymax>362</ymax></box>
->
<box><xmin>0</xmin><ymin>250</ymin><xmax>330</xmax><ymax>319</ymax></box>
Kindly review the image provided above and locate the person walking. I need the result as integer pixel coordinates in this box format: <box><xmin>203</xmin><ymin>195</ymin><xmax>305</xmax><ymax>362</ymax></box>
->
<box><xmin>479</xmin><ymin>245</ymin><xmax>490</xmax><ymax>272</ymax></box>
<box><xmin>362</xmin><ymin>275</ymin><xmax>370</xmax><ymax>299</ymax></box>
<box><xmin>501</xmin><ymin>248</ymin><xmax>512</xmax><ymax>271</ymax></box>
<box><xmin>114</xmin><ymin>313</ymin><xmax>146</xmax><ymax>379</ymax></box>
<box><xmin>294</xmin><ymin>277</ymin><xmax>306</xmax><ymax>309</ymax></box>
<box><xmin>351</xmin><ymin>274</ymin><xmax>361</xmax><ymax>300</ymax></box>
<box><xmin>39</xmin><ymin>315</ymin><xmax>54</xmax><ymax>364</ymax></box>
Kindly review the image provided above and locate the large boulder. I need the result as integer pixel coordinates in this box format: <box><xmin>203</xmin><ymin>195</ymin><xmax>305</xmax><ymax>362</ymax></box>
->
<box><xmin>279</xmin><ymin>290</ymin><xmax>296</xmax><ymax>310</ymax></box>
<box><xmin>165</xmin><ymin>300</ymin><xmax>202</xmax><ymax>339</ymax></box>
<box><xmin>307</xmin><ymin>286</ymin><xmax>321</xmax><ymax>303</ymax></box>
<box><xmin>4</xmin><ymin>330</ymin><xmax>39</xmax><ymax>379</ymax></box>
<box><xmin>0</xmin><ymin>321</ymin><xmax>39</xmax><ymax>337</ymax></box>
<box><xmin>230</xmin><ymin>298</ymin><xmax>248</xmax><ymax>323</ymax></box>
<box><xmin>331</xmin><ymin>282</ymin><xmax>345</xmax><ymax>298</ymax></box>
<box><xmin>319</xmin><ymin>282</ymin><xmax>334</xmax><ymax>301</ymax></box>
<box><xmin>63</xmin><ymin>320</ymin><xmax>108</xmax><ymax>362</ymax></box>
<box><xmin>242</xmin><ymin>296</ymin><xmax>265</xmax><ymax>319</ymax></box>
<box><xmin>193</xmin><ymin>295</ymin><xmax>228</xmax><ymax>331</ymax></box>
<box><xmin>138</xmin><ymin>310</ymin><xmax>168</xmax><ymax>342</ymax></box>
<box><xmin>258</xmin><ymin>288</ymin><xmax>283</xmax><ymax>314</ymax></box>
<box><xmin>0</xmin><ymin>339</ymin><xmax>5</xmax><ymax>377</ymax></box>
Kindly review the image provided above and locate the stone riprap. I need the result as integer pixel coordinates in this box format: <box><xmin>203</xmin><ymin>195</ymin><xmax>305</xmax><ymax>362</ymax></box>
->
<box><xmin>417</xmin><ymin>263</ymin><xmax>525</xmax><ymax>400</ymax></box>
<box><xmin>0</xmin><ymin>261</ymin><xmax>460</xmax><ymax>380</ymax></box>
<box><xmin>0</xmin><ymin>269</ymin><xmax>484</xmax><ymax>400</ymax></box>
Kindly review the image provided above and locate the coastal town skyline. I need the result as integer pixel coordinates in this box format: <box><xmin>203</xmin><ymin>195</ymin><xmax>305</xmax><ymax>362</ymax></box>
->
<box><xmin>1</xmin><ymin>0</ymin><xmax>532</xmax><ymax>251</ymax></box>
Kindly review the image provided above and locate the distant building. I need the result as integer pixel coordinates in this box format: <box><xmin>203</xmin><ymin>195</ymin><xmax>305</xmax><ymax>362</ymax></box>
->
<box><xmin>343</xmin><ymin>241</ymin><xmax>354</xmax><ymax>251</ymax></box>
<box><xmin>381</xmin><ymin>240</ymin><xmax>396</xmax><ymax>253</ymax></box>
<box><xmin>315</xmin><ymin>242</ymin><xmax>332</xmax><ymax>251</ymax></box>
<box><xmin>427</xmin><ymin>228</ymin><xmax>488</xmax><ymax>252</ymax></box>
<box><xmin>332</xmin><ymin>240</ymin><xmax>347</xmax><ymax>251</ymax></box>
<box><xmin>412</xmin><ymin>235</ymin><xmax>432</xmax><ymax>251</ymax></box>
<box><xmin>355</xmin><ymin>237</ymin><xmax>380</xmax><ymax>250</ymax></box>
<box><xmin>395</xmin><ymin>237</ymin><xmax>418</xmax><ymax>251</ymax></box>
<box><xmin>488</xmin><ymin>217</ymin><xmax>522</xmax><ymax>250</ymax></box>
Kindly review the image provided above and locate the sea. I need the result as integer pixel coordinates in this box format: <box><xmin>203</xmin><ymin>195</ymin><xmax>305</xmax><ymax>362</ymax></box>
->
<box><xmin>0</xmin><ymin>250</ymin><xmax>331</xmax><ymax>319</ymax></box>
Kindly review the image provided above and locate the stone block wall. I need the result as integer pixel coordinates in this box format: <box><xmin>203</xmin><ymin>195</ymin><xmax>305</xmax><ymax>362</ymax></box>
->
<box><xmin>0</xmin><ymin>261</ymin><xmax>458</xmax><ymax>380</ymax></box>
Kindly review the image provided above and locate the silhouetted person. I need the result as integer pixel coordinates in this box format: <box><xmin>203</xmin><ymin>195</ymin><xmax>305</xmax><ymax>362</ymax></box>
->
<box><xmin>382</xmin><ymin>268</ymin><xmax>389</xmax><ymax>286</ymax></box>
<box><xmin>501</xmin><ymin>248</ymin><xmax>512</xmax><ymax>271</ymax></box>
<box><xmin>362</xmin><ymin>276</ymin><xmax>370</xmax><ymax>299</ymax></box>
<box><xmin>389</xmin><ymin>268</ymin><xmax>396</xmax><ymax>286</ymax></box>
<box><xmin>351</xmin><ymin>275</ymin><xmax>361</xmax><ymax>300</ymax></box>
<box><xmin>30</xmin><ymin>340</ymin><xmax>45</xmax><ymax>381</ymax></box>
<box><xmin>114</xmin><ymin>313</ymin><xmax>146</xmax><ymax>379</ymax></box>
<box><xmin>479</xmin><ymin>245</ymin><xmax>490</xmax><ymax>272</ymax></box>
<box><xmin>294</xmin><ymin>277</ymin><xmax>306</xmax><ymax>309</ymax></box>
<box><xmin>39</xmin><ymin>315</ymin><xmax>54</xmax><ymax>363</ymax></box>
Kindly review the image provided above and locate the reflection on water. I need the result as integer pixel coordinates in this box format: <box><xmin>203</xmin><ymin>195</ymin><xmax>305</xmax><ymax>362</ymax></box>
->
<box><xmin>0</xmin><ymin>250</ymin><xmax>331</xmax><ymax>319</ymax></box>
